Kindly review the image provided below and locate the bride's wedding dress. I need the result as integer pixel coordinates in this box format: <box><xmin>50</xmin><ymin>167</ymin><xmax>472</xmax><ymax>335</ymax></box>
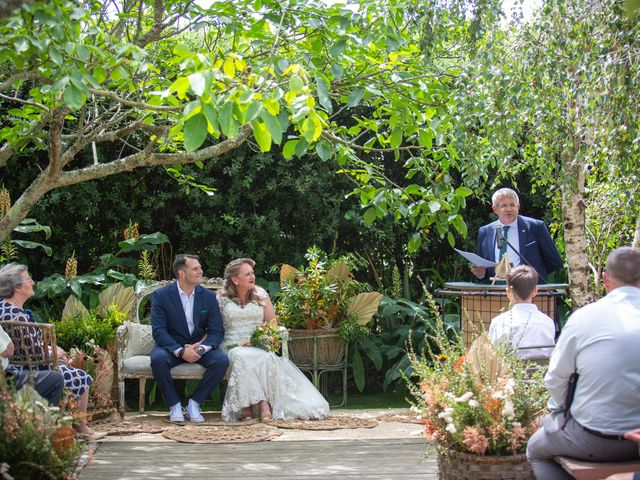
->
<box><xmin>218</xmin><ymin>292</ymin><xmax>330</xmax><ymax>421</ymax></box>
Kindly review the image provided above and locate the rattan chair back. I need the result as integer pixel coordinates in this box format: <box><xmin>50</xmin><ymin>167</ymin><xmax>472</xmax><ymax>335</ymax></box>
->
<box><xmin>0</xmin><ymin>320</ymin><xmax>58</xmax><ymax>369</ymax></box>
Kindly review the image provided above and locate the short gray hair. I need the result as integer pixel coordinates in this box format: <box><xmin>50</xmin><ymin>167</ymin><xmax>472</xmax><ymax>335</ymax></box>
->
<box><xmin>0</xmin><ymin>263</ymin><xmax>28</xmax><ymax>298</ymax></box>
<box><xmin>492</xmin><ymin>188</ymin><xmax>519</xmax><ymax>206</ymax></box>
<box><xmin>605</xmin><ymin>247</ymin><xmax>640</xmax><ymax>285</ymax></box>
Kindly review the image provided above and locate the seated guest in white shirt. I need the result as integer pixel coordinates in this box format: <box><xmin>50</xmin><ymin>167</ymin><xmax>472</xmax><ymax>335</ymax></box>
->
<box><xmin>527</xmin><ymin>247</ymin><xmax>640</xmax><ymax>480</ymax></box>
<box><xmin>488</xmin><ymin>265</ymin><xmax>555</xmax><ymax>359</ymax></box>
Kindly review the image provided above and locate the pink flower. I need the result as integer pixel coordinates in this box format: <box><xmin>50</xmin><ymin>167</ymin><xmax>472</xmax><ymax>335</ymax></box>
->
<box><xmin>462</xmin><ymin>426</ymin><xmax>489</xmax><ymax>455</ymax></box>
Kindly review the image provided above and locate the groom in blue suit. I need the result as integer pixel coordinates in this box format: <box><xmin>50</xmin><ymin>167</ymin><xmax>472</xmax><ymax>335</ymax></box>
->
<box><xmin>150</xmin><ymin>254</ymin><xmax>229</xmax><ymax>423</ymax></box>
<box><xmin>471</xmin><ymin>188</ymin><xmax>563</xmax><ymax>283</ymax></box>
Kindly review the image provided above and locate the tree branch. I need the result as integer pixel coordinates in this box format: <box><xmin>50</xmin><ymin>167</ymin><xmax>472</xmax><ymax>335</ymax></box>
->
<box><xmin>55</xmin><ymin>124</ymin><xmax>252</xmax><ymax>187</ymax></box>
<box><xmin>0</xmin><ymin>70</ymin><xmax>50</xmax><ymax>93</ymax></box>
<box><xmin>89</xmin><ymin>88</ymin><xmax>183</xmax><ymax>111</ymax></box>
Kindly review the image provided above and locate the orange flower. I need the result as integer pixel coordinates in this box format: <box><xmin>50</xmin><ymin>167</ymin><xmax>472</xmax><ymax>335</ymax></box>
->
<box><xmin>484</xmin><ymin>396</ymin><xmax>503</xmax><ymax>421</ymax></box>
<box><xmin>423</xmin><ymin>418</ymin><xmax>438</xmax><ymax>437</ymax></box>
<box><xmin>51</xmin><ymin>425</ymin><xmax>77</xmax><ymax>455</ymax></box>
<box><xmin>453</xmin><ymin>355</ymin><xmax>465</xmax><ymax>373</ymax></box>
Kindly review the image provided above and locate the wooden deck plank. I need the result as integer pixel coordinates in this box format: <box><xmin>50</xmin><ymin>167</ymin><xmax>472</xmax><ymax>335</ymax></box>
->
<box><xmin>80</xmin><ymin>439</ymin><xmax>437</xmax><ymax>479</ymax></box>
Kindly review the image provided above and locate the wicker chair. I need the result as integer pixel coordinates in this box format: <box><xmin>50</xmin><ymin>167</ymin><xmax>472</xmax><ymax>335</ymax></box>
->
<box><xmin>0</xmin><ymin>320</ymin><xmax>58</xmax><ymax>369</ymax></box>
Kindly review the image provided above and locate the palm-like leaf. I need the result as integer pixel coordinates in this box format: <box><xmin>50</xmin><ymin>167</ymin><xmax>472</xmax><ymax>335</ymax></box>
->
<box><xmin>327</xmin><ymin>261</ymin><xmax>351</xmax><ymax>284</ymax></box>
<box><xmin>467</xmin><ymin>333</ymin><xmax>510</xmax><ymax>385</ymax></box>
<box><xmin>98</xmin><ymin>282</ymin><xmax>135</xmax><ymax>316</ymax></box>
<box><xmin>280</xmin><ymin>264</ymin><xmax>298</xmax><ymax>286</ymax></box>
<box><xmin>61</xmin><ymin>295</ymin><xmax>89</xmax><ymax>322</ymax></box>
<box><xmin>346</xmin><ymin>292</ymin><xmax>384</xmax><ymax>325</ymax></box>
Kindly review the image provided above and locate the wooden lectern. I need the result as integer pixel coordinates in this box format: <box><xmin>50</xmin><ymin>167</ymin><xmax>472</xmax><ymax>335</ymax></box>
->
<box><xmin>437</xmin><ymin>282</ymin><xmax>568</xmax><ymax>348</ymax></box>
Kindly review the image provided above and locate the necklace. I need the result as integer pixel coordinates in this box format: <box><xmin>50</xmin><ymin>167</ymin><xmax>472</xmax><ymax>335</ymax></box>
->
<box><xmin>508</xmin><ymin>308</ymin><xmax>532</xmax><ymax>350</ymax></box>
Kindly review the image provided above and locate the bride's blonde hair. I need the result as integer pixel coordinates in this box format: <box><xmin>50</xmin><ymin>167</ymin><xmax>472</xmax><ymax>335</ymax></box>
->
<box><xmin>219</xmin><ymin>258</ymin><xmax>265</xmax><ymax>305</ymax></box>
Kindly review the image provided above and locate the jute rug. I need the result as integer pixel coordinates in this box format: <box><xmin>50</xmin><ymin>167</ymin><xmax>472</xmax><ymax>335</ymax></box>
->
<box><xmin>161</xmin><ymin>423</ymin><xmax>282</xmax><ymax>444</ymax></box>
<box><xmin>263</xmin><ymin>416</ymin><xmax>378</xmax><ymax>430</ymax></box>
<box><xmin>90</xmin><ymin>412</ymin><xmax>259</xmax><ymax>435</ymax></box>
<box><xmin>375</xmin><ymin>412</ymin><xmax>423</xmax><ymax>425</ymax></box>
<box><xmin>91</xmin><ymin>413</ymin><xmax>378</xmax><ymax>441</ymax></box>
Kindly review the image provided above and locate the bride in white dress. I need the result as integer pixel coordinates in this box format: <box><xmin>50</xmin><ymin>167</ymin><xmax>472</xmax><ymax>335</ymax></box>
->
<box><xmin>218</xmin><ymin>258</ymin><xmax>330</xmax><ymax>421</ymax></box>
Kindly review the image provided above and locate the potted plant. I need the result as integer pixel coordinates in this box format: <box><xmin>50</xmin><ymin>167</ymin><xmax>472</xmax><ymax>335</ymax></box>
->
<box><xmin>275</xmin><ymin>247</ymin><xmax>383</xmax><ymax>370</ymax></box>
<box><xmin>407</xmin><ymin>308</ymin><xmax>548</xmax><ymax>480</ymax></box>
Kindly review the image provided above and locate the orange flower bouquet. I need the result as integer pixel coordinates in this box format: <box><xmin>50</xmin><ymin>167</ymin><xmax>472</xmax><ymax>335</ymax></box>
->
<box><xmin>407</xmin><ymin>317</ymin><xmax>548</xmax><ymax>456</ymax></box>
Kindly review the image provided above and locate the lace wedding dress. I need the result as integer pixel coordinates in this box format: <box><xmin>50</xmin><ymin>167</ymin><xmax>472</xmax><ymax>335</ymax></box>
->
<box><xmin>218</xmin><ymin>291</ymin><xmax>330</xmax><ymax>421</ymax></box>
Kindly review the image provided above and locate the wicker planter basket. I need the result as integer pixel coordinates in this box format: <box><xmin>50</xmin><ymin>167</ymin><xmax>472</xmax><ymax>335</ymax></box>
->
<box><xmin>287</xmin><ymin>328</ymin><xmax>346</xmax><ymax>367</ymax></box>
<box><xmin>438</xmin><ymin>449</ymin><xmax>534</xmax><ymax>480</ymax></box>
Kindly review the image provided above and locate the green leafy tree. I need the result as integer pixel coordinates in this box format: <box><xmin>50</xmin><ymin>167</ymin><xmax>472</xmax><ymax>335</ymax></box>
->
<box><xmin>451</xmin><ymin>0</ymin><xmax>640</xmax><ymax>305</ymax></box>
<box><xmin>0</xmin><ymin>0</ymin><xmax>490</xmax><ymax>247</ymax></box>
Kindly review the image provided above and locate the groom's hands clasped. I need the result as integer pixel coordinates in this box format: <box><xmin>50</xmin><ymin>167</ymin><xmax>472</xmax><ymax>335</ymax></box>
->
<box><xmin>181</xmin><ymin>343</ymin><xmax>202</xmax><ymax>363</ymax></box>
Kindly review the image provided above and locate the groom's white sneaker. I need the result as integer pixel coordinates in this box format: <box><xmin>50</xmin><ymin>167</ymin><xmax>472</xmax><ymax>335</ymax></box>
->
<box><xmin>185</xmin><ymin>399</ymin><xmax>205</xmax><ymax>423</ymax></box>
<box><xmin>169</xmin><ymin>402</ymin><xmax>184</xmax><ymax>423</ymax></box>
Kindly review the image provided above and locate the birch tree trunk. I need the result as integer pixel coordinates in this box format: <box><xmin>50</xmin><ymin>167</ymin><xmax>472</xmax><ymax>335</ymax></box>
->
<box><xmin>561</xmin><ymin>158</ymin><xmax>594</xmax><ymax>308</ymax></box>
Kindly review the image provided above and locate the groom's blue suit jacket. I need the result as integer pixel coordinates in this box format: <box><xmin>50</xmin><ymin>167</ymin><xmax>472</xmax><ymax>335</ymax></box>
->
<box><xmin>475</xmin><ymin>215</ymin><xmax>563</xmax><ymax>283</ymax></box>
<box><xmin>151</xmin><ymin>282</ymin><xmax>225</xmax><ymax>353</ymax></box>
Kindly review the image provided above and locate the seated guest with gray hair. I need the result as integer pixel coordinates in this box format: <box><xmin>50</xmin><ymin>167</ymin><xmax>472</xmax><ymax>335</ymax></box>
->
<box><xmin>0</xmin><ymin>263</ymin><xmax>105</xmax><ymax>440</ymax></box>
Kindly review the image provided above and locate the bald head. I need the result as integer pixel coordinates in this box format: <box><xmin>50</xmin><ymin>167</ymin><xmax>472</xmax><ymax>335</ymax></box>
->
<box><xmin>604</xmin><ymin>247</ymin><xmax>640</xmax><ymax>289</ymax></box>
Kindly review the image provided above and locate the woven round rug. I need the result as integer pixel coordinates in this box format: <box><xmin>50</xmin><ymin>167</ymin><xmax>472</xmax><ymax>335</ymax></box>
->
<box><xmin>161</xmin><ymin>423</ymin><xmax>282</xmax><ymax>444</ymax></box>
<box><xmin>376</xmin><ymin>412</ymin><xmax>423</xmax><ymax>425</ymax></box>
<box><xmin>91</xmin><ymin>417</ymin><xmax>168</xmax><ymax>435</ymax></box>
<box><xmin>264</xmin><ymin>416</ymin><xmax>378</xmax><ymax>430</ymax></box>
<box><xmin>91</xmin><ymin>413</ymin><xmax>261</xmax><ymax>435</ymax></box>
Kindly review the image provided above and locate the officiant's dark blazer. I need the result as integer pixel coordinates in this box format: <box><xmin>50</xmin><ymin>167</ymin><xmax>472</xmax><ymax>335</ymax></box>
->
<box><xmin>475</xmin><ymin>215</ymin><xmax>563</xmax><ymax>283</ymax></box>
<box><xmin>151</xmin><ymin>282</ymin><xmax>224</xmax><ymax>353</ymax></box>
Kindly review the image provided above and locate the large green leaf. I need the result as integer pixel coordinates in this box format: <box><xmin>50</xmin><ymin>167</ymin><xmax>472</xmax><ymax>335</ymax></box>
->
<box><xmin>184</xmin><ymin>113</ymin><xmax>208</xmax><ymax>152</ymax></box>
<box><xmin>252</xmin><ymin>120</ymin><xmax>272</xmax><ymax>152</ymax></box>
<box><xmin>356</xmin><ymin>336</ymin><xmax>383</xmax><ymax>370</ymax></box>
<box><xmin>351</xmin><ymin>349</ymin><xmax>365</xmax><ymax>392</ymax></box>
<box><xmin>11</xmin><ymin>240</ymin><xmax>52</xmax><ymax>256</ymax></box>
<box><xmin>14</xmin><ymin>218</ymin><xmax>51</xmax><ymax>238</ymax></box>
<box><xmin>260</xmin><ymin>111</ymin><xmax>282</xmax><ymax>145</ymax></box>
<box><xmin>63</xmin><ymin>83</ymin><xmax>84</xmax><ymax>109</ymax></box>
<box><xmin>283</xmin><ymin>139</ymin><xmax>298</xmax><ymax>159</ymax></box>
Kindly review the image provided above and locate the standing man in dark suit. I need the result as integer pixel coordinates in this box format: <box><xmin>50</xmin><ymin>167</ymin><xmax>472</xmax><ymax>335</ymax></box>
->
<box><xmin>470</xmin><ymin>188</ymin><xmax>563</xmax><ymax>283</ymax></box>
<box><xmin>150</xmin><ymin>254</ymin><xmax>229</xmax><ymax>423</ymax></box>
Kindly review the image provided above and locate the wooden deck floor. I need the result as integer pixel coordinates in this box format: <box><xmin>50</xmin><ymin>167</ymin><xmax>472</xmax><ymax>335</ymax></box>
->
<box><xmin>80</xmin><ymin>438</ymin><xmax>437</xmax><ymax>479</ymax></box>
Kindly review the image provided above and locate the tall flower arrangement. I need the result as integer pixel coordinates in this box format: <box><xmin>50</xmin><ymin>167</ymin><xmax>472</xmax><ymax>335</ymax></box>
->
<box><xmin>275</xmin><ymin>247</ymin><xmax>383</xmax><ymax>341</ymax></box>
<box><xmin>408</xmin><ymin>314</ymin><xmax>548</xmax><ymax>456</ymax></box>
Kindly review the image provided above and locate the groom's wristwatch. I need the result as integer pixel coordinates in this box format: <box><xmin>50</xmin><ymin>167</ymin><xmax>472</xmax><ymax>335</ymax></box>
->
<box><xmin>196</xmin><ymin>345</ymin><xmax>206</xmax><ymax>356</ymax></box>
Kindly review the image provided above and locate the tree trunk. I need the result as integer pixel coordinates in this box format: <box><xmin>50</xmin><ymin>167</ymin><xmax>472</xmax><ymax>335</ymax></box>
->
<box><xmin>561</xmin><ymin>159</ymin><xmax>594</xmax><ymax>308</ymax></box>
<box><xmin>0</xmin><ymin>125</ymin><xmax>252</xmax><ymax>241</ymax></box>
